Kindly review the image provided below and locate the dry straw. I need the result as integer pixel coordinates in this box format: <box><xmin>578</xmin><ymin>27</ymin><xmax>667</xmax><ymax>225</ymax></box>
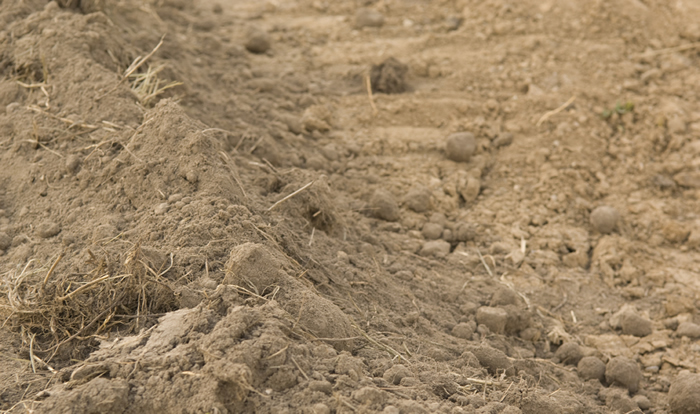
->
<box><xmin>0</xmin><ymin>245</ymin><xmax>177</xmax><ymax>362</ymax></box>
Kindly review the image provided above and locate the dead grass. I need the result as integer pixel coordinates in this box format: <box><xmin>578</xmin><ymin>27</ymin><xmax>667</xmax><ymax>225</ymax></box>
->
<box><xmin>129</xmin><ymin>64</ymin><xmax>182</xmax><ymax>107</ymax></box>
<box><xmin>0</xmin><ymin>244</ymin><xmax>177</xmax><ymax>362</ymax></box>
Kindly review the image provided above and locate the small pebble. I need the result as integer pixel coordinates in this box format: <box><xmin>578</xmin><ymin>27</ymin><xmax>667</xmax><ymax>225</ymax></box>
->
<box><xmin>590</xmin><ymin>205</ymin><xmax>620</xmax><ymax>234</ymax></box>
<box><xmin>445</xmin><ymin>132</ymin><xmax>476</xmax><ymax>162</ymax></box>
<box><xmin>676</xmin><ymin>322</ymin><xmax>700</xmax><ymax>339</ymax></box>
<box><xmin>370</xmin><ymin>189</ymin><xmax>400</xmax><ymax>222</ymax></box>
<box><xmin>577</xmin><ymin>356</ymin><xmax>606</xmax><ymax>382</ymax></box>
<box><xmin>355</xmin><ymin>8</ymin><xmax>384</xmax><ymax>28</ymax></box>
<box><xmin>605</xmin><ymin>356</ymin><xmax>642</xmax><ymax>393</ymax></box>
<box><xmin>553</xmin><ymin>342</ymin><xmax>583</xmax><ymax>365</ymax></box>
<box><xmin>475</xmin><ymin>306</ymin><xmax>508</xmax><ymax>334</ymax></box>
<box><xmin>669</xmin><ymin>373</ymin><xmax>700</xmax><ymax>414</ymax></box>
<box><xmin>245</xmin><ymin>30</ymin><xmax>271</xmax><ymax>54</ymax></box>
<box><xmin>36</xmin><ymin>222</ymin><xmax>61</xmax><ymax>239</ymax></box>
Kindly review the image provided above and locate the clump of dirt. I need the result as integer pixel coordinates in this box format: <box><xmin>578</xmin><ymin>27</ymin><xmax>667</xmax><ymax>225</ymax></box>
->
<box><xmin>2</xmin><ymin>0</ymin><xmax>700</xmax><ymax>413</ymax></box>
<box><xmin>370</xmin><ymin>57</ymin><xmax>408</xmax><ymax>94</ymax></box>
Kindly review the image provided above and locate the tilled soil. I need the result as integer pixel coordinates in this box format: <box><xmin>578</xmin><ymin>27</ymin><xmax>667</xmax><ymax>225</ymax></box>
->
<box><xmin>1</xmin><ymin>0</ymin><xmax>700</xmax><ymax>413</ymax></box>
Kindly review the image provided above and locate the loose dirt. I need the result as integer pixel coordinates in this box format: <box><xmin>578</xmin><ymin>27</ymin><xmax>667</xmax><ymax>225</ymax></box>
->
<box><xmin>1</xmin><ymin>0</ymin><xmax>700</xmax><ymax>413</ymax></box>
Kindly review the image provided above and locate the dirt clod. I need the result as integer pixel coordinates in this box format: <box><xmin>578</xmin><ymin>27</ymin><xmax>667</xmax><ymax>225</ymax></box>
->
<box><xmin>493</xmin><ymin>133</ymin><xmax>514</xmax><ymax>148</ymax></box>
<box><xmin>451</xmin><ymin>322</ymin><xmax>476</xmax><ymax>339</ymax></box>
<box><xmin>445</xmin><ymin>132</ymin><xmax>476</xmax><ymax>163</ymax></box>
<box><xmin>421</xmin><ymin>222</ymin><xmax>444</xmax><ymax>240</ymax></box>
<box><xmin>0</xmin><ymin>232</ymin><xmax>11</xmax><ymax>250</ymax></box>
<box><xmin>605</xmin><ymin>357</ymin><xmax>643</xmax><ymax>393</ymax></box>
<box><xmin>590</xmin><ymin>206</ymin><xmax>620</xmax><ymax>234</ymax></box>
<box><xmin>36</xmin><ymin>222</ymin><xmax>60</xmax><ymax>239</ymax></box>
<box><xmin>675</xmin><ymin>322</ymin><xmax>700</xmax><ymax>338</ymax></box>
<box><xmin>553</xmin><ymin>342</ymin><xmax>583</xmax><ymax>365</ymax></box>
<box><xmin>370</xmin><ymin>189</ymin><xmax>400</xmax><ymax>221</ymax></box>
<box><xmin>419</xmin><ymin>239</ymin><xmax>450</xmax><ymax>258</ymax></box>
<box><xmin>383</xmin><ymin>364</ymin><xmax>412</xmax><ymax>385</ymax></box>
<box><xmin>470</xmin><ymin>345</ymin><xmax>515</xmax><ymax>377</ymax></box>
<box><xmin>669</xmin><ymin>373</ymin><xmax>700</xmax><ymax>414</ymax></box>
<box><xmin>475</xmin><ymin>306</ymin><xmax>508</xmax><ymax>334</ymax></box>
<box><xmin>370</xmin><ymin>58</ymin><xmax>408</xmax><ymax>94</ymax></box>
<box><xmin>577</xmin><ymin>356</ymin><xmax>606</xmax><ymax>382</ymax></box>
<box><xmin>355</xmin><ymin>8</ymin><xmax>385</xmax><ymax>29</ymax></box>
<box><xmin>403</xmin><ymin>186</ymin><xmax>432</xmax><ymax>213</ymax></box>
<box><xmin>620</xmin><ymin>312</ymin><xmax>653</xmax><ymax>337</ymax></box>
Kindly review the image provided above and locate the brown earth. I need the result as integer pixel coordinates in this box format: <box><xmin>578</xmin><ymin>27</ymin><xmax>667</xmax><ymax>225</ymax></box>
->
<box><xmin>1</xmin><ymin>0</ymin><xmax>700</xmax><ymax>413</ymax></box>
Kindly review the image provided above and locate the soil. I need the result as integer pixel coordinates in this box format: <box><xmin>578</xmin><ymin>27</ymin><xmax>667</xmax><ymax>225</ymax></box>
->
<box><xmin>1</xmin><ymin>0</ymin><xmax>700</xmax><ymax>413</ymax></box>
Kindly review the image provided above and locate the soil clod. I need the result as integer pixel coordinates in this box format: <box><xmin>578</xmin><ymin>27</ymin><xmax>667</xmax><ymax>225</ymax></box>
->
<box><xmin>445</xmin><ymin>132</ymin><xmax>476</xmax><ymax>163</ymax></box>
<box><xmin>370</xmin><ymin>58</ymin><xmax>408</xmax><ymax>94</ymax></box>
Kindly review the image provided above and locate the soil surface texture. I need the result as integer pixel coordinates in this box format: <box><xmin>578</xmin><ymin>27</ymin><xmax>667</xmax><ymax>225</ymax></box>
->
<box><xmin>2</xmin><ymin>0</ymin><xmax>700</xmax><ymax>413</ymax></box>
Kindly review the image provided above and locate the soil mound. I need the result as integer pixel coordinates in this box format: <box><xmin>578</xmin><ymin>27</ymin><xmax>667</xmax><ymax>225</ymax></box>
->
<box><xmin>2</xmin><ymin>0</ymin><xmax>700</xmax><ymax>413</ymax></box>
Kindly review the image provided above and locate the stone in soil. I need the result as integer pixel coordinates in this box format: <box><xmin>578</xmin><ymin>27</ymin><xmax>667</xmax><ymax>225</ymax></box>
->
<box><xmin>355</xmin><ymin>8</ymin><xmax>385</xmax><ymax>28</ymax></box>
<box><xmin>669</xmin><ymin>373</ymin><xmax>700</xmax><ymax>414</ymax></box>
<box><xmin>445</xmin><ymin>132</ymin><xmax>476</xmax><ymax>163</ymax></box>
<box><xmin>370</xmin><ymin>189</ymin><xmax>400</xmax><ymax>222</ymax></box>
<box><xmin>577</xmin><ymin>356</ymin><xmax>606</xmax><ymax>382</ymax></box>
<box><xmin>590</xmin><ymin>206</ymin><xmax>619</xmax><ymax>234</ymax></box>
<box><xmin>245</xmin><ymin>30</ymin><xmax>270</xmax><ymax>54</ymax></box>
<box><xmin>605</xmin><ymin>356</ymin><xmax>642</xmax><ymax>393</ymax></box>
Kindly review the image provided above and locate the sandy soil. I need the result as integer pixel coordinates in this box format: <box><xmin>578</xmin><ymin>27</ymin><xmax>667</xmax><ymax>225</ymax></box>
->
<box><xmin>1</xmin><ymin>0</ymin><xmax>700</xmax><ymax>413</ymax></box>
